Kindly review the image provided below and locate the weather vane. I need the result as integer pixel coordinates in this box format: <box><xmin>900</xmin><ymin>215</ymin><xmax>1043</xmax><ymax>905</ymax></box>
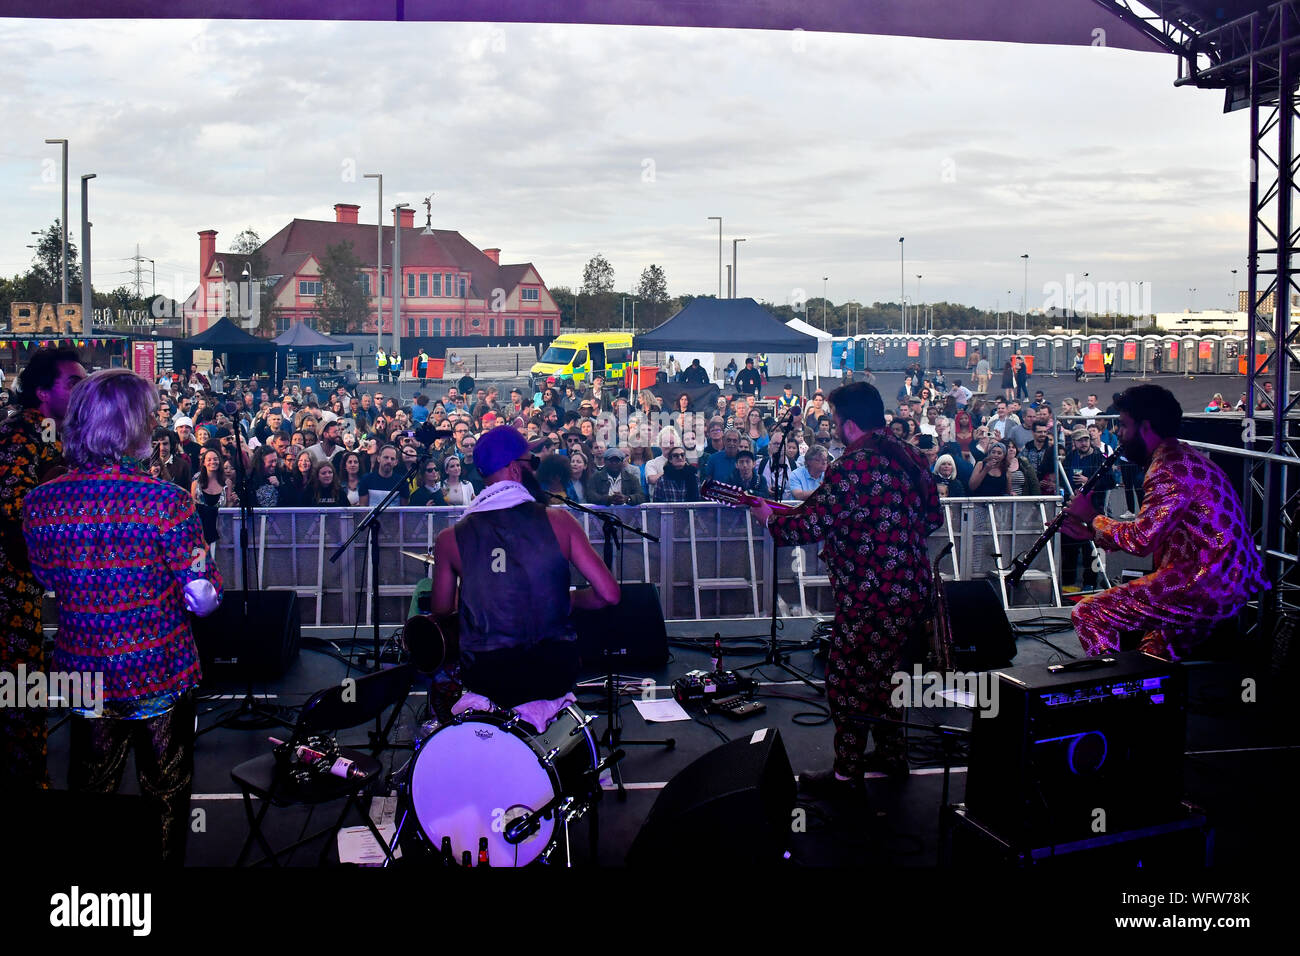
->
<box><xmin>422</xmin><ymin>194</ymin><xmax>435</xmax><ymax>234</ymax></box>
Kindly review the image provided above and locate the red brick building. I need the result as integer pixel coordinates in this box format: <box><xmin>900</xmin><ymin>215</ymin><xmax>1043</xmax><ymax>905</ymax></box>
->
<box><xmin>184</xmin><ymin>203</ymin><xmax>562</xmax><ymax>338</ymax></box>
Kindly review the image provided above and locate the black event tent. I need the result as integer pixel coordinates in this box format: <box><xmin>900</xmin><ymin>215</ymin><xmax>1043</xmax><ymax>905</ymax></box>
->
<box><xmin>634</xmin><ymin>298</ymin><xmax>819</xmax><ymax>354</ymax></box>
<box><xmin>272</xmin><ymin>323</ymin><xmax>349</xmax><ymax>383</ymax></box>
<box><xmin>175</xmin><ymin>316</ymin><xmax>277</xmax><ymax>378</ymax></box>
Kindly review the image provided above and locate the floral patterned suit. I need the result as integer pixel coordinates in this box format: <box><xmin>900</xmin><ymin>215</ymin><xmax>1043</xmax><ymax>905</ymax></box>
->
<box><xmin>766</xmin><ymin>427</ymin><xmax>943</xmax><ymax>776</ymax></box>
<box><xmin>0</xmin><ymin>408</ymin><xmax>62</xmax><ymax>790</ymax></box>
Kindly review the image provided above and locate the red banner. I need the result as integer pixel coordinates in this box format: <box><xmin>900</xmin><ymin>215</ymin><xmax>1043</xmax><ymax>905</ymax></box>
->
<box><xmin>907</xmin><ymin>341</ymin><xmax>920</xmax><ymax>357</ymax></box>
<box><xmin>1199</xmin><ymin>341</ymin><xmax>1214</xmax><ymax>359</ymax></box>
<box><xmin>953</xmin><ymin>340</ymin><xmax>967</xmax><ymax>358</ymax></box>
<box><xmin>1122</xmin><ymin>341</ymin><xmax>1137</xmax><ymax>360</ymax></box>
<box><xmin>1169</xmin><ymin>342</ymin><xmax>1179</xmax><ymax>360</ymax></box>
<box><xmin>1087</xmin><ymin>341</ymin><xmax>1103</xmax><ymax>358</ymax></box>
<box><xmin>132</xmin><ymin>342</ymin><xmax>157</xmax><ymax>383</ymax></box>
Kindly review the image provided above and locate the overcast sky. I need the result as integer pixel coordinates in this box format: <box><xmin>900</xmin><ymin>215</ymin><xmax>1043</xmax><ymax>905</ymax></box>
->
<box><xmin>0</xmin><ymin>16</ymin><xmax>1250</xmax><ymax>316</ymax></box>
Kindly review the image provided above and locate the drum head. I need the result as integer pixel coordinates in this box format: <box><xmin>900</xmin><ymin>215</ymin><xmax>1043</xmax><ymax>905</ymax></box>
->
<box><xmin>409</xmin><ymin>716</ymin><xmax>558</xmax><ymax>867</ymax></box>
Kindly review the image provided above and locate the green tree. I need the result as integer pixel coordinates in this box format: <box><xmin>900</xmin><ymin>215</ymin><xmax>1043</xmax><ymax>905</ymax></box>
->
<box><xmin>636</xmin><ymin>264</ymin><xmax>668</xmax><ymax>327</ymax></box>
<box><xmin>315</xmin><ymin>240</ymin><xmax>369</xmax><ymax>334</ymax></box>
<box><xmin>582</xmin><ymin>254</ymin><xmax>615</xmax><ymax>295</ymax></box>
<box><xmin>231</xmin><ymin>228</ymin><xmax>261</xmax><ymax>255</ymax></box>
<box><xmin>29</xmin><ymin>220</ymin><xmax>82</xmax><ymax>303</ymax></box>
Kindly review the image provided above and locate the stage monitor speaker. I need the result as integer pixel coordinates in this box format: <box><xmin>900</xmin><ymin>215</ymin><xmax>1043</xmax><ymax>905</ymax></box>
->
<box><xmin>945</xmin><ymin>580</ymin><xmax>1016</xmax><ymax>670</ymax></box>
<box><xmin>627</xmin><ymin>727</ymin><xmax>796</xmax><ymax>866</ymax></box>
<box><xmin>191</xmin><ymin>589</ymin><xmax>301</xmax><ymax>685</ymax></box>
<box><xmin>965</xmin><ymin>651</ymin><xmax>1186</xmax><ymax>845</ymax></box>
<box><xmin>573</xmin><ymin>582</ymin><xmax>668</xmax><ymax>668</ymax></box>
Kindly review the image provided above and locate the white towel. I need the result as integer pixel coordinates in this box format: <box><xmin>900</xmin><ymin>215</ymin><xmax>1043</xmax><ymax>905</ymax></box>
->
<box><xmin>452</xmin><ymin>691</ymin><xmax>578</xmax><ymax>734</ymax></box>
<box><xmin>460</xmin><ymin>479</ymin><xmax>534</xmax><ymax>516</ymax></box>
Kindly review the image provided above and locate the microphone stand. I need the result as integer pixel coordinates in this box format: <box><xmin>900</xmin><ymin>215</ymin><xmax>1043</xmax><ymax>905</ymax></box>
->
<box><xmin>735</xmin><ymin>406</ymin><xmax>824</xmax><ymax>695</ymax></box>
<box><xmin>200</xmin><ymin>408</ymin><xmax>289</xmax><ymax>734</ymax></box>
<box><xmin>331</xmin><ymin>452</ymin><xmax>430</xmax><ymax>673</ymax></box>
<box><xmin>548</xmin><ymin>492</ymin><xmax>673</xmax><ymax>800</ymax></box>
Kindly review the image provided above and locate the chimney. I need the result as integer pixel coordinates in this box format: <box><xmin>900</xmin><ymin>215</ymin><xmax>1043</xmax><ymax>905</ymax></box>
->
<box><xmin>483</xmin><ymin>247</ymin><xmax>500</xmax><ymax>264</ymax></box>
<box><xmin>198</xmin><ymin>230</ymin><xmax>217</xmax><ymax>276</ymax></box>
<box><xmin>394</xmin><ymin>206</ymin><xmax>415</xmax><ymax>229</ymax></box>
<box><xmin>334</xmin><ymin>203</ymin><xmax>360</xmax><ymax>224</ymax></box>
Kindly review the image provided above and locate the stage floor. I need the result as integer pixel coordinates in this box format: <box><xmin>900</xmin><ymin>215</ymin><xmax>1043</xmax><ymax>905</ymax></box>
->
<box><xmin>39</xmin><ymin>611</ymin><xmax>1296</xmax><ymax>868</ymax></box>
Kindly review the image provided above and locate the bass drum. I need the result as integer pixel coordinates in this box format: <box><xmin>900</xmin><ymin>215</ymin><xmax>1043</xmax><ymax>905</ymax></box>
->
<box><xmin>407</xmin><ymin>705</ymin><xmax>596</xmax><ymax>867</ymax></box>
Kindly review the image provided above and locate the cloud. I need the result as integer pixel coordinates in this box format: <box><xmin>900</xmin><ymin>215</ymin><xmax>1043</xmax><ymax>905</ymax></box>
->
<box><xmin>0</xmin><ymin>17</ymin><xmax>1249</xmax><ymax>313</ymax></box>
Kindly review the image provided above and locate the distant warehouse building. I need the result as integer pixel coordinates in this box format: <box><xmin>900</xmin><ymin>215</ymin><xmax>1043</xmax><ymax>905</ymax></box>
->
<box><xmin>183</xmin><ymin>202</ymin><xmax>562</xmax><ymax>339</ymax></box>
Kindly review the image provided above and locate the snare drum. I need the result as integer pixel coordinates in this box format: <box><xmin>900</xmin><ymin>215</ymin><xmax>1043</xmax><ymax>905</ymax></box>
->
<box><xmin>405</xmin><ymin>704</ymin><xmax>597</xmax><ymax>867</ymax></box>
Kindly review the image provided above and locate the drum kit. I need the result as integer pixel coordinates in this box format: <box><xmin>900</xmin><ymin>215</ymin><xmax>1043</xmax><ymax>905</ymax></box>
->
<box><xmin>391</xmin><ymin>547</ymin><xmax>618</xmax><ymax>867</ymax></box>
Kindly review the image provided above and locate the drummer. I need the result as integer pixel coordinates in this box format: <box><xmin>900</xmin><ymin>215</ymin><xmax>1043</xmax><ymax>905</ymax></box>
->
<box><xmin>429</xmin><ymin>428</ymin><xmax>620</xmax><ymax>709</ymax></box>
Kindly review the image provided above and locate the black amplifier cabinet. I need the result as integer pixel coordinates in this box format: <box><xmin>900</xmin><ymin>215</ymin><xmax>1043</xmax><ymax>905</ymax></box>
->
<box><xmin>965</xmin><ymin>652</ymin><xmax>1186</xmax><ymax>845</ymax></box>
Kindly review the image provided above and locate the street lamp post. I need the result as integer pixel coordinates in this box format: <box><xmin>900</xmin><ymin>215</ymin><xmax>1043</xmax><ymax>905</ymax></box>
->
<box><xmin>80</xmin><ymin>173</ymin><xmax>95</xmax><ymax>328</ymax></box>
<box><xmin>1020</xmin><ymin>253</ymin><xmax>1029</xmax><ymax>335</ymax></box>
<box><xmin>1231</xmin><ymin>268</ymin><xmax>1239</xmax><ymax>311</ymax></box>
<box><xmin>916</xmin><ymin>274</ymin><xmax>922</xmax><ymax>334</ymax></box>
<box><xmin>241</xmin><ymin>262</ymin><xmax>253</xmax><ymax>335</ymax></box>
<box><xmin>363</xmin><ymin>173</ymin><xmax>383</xmax><ymax>367</ymax></box>
<box><xmin>707</xmin><ymin>216</ymin><xmax>722</xmax><ymax>298</ymax></box>
<box><xmin>393</xmin><ymin>203</ymin><xmax>410</xmax><ymax>374</ymax></box>
<box><xmin>45</xmin><ymin>138</ymin><xmax>69</xmax><ymax>304</ymax></box>
<box><xmin>898</xmin><ymin>237</ymin><xmax>905</xmax><ymax>333</ymax></box>
<box><xmin>732</xmin><ymin>238</ymin><xmax>746</xmax><ymax>298</ymax></box>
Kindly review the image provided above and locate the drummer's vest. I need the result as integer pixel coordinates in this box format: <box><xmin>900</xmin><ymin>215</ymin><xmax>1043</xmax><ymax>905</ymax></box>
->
<box><xmin>454</xmin><ymin>503</ymin><xmax>574</xmax><ymax>656</ymax></box>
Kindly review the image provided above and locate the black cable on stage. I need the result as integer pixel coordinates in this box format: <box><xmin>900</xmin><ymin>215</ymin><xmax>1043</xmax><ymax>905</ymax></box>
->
<box><xmin>752</xmin><ymin>687</ymin><xmax>832</xmax><ymax>726</ymax></box>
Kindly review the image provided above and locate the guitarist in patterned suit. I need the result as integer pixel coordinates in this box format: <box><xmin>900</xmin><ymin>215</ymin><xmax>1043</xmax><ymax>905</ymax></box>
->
<box><xmin>749</xmin><ymin>382</ymin><xmax>943</xmax><ymax>799</ymax></box>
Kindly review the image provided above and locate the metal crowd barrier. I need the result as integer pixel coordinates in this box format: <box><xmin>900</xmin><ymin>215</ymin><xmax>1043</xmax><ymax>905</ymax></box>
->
<box><xmin>209</xmin><ymin>495</ymin><xmax>1067</xmax><ymax>625</ymax></box>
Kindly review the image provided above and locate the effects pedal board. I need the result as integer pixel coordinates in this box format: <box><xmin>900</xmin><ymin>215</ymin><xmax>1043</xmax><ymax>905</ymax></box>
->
<box><xmin>671</xmin><ymin>669</ymin><xmax>757</xmax><ymax>706</ymax></box>
<box><xmin>709</xmin><ymin>694</ymin><xmax>766</xmax><ymax>720</ymax></box>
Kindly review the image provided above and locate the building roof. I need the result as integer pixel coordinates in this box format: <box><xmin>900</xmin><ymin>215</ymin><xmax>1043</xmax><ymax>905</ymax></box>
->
<box><xmin>255</xmin><ymin>218</ymin><xmax>536</xmax><ymax>300</ymax></box>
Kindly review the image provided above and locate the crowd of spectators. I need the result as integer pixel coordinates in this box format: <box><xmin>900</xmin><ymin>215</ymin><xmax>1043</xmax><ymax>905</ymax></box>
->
<box><xmin>0</xmin><ymin>357</ymin><xmax>1149</xmax><ymax>523</ymax></box>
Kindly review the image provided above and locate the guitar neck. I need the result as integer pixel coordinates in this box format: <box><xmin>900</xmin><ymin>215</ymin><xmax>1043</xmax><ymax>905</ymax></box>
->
<box><xmin>700</xmin><ymin>480</ymin><xmax>797</xmax><ymax>514</ymax></box>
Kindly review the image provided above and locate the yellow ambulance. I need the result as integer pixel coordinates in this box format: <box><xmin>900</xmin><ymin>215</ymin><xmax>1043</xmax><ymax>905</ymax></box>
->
<box><xmin>530</xmin><ymin>332</ymin><xmax>637</xmax><ymax>390</ymax></box>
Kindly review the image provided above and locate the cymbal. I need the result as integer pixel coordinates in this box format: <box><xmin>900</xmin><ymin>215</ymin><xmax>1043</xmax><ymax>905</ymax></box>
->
<box><xmin>400</xmin><ymin>549</ymin><xmax>437</xmax><ymax>564</ymax></box>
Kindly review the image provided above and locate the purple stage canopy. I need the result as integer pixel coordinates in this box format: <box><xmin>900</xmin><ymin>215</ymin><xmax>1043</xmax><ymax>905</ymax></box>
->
<box><xmin>0</xmin><ymin>0</ymin><xmax>1166</xmax><ymax>53</ymax></box>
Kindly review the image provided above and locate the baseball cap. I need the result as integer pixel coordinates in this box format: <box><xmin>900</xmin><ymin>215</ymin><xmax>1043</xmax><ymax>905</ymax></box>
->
<box><xmin>173</xmin><ymin>416</ymin><xmax>194</xmax><ymax>429</ymax></box>
<box><xmin>604</xmin><ymin>447</ymin><xmax>627</xmax><ymax>461</ymax></box>
<box><xmin>476</xmin><ymin>426</ymin><xmax>528</xmax><ymax>477</ymax></box>
<box><xmin>1071</xmin><ymin>427</ymin><xmax>1089</xmax><ymax>440</ymax></box>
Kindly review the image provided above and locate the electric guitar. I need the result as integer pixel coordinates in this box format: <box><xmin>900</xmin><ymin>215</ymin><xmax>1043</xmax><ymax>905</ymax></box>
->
<box><xmin>700</xmin><ymin>479</ymin><xmax>797</xmax><ymax>515</ymax></box>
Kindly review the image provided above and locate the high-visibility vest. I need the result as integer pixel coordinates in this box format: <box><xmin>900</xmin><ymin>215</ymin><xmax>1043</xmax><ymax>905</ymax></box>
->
<box><xmin>376</xmin><ymin>350</ymin><xmax>388</xmax><ymax>368</ymax></box>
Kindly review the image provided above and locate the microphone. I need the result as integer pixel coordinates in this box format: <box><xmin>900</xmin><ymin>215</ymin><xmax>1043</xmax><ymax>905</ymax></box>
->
<box><xmin>503</xmin><ymin>811</ymin><xmax>541</xmax><ymax>846</ymax></box>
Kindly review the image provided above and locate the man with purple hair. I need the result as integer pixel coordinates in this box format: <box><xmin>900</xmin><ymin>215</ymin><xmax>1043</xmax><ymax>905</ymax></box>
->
<box><xmin>22</xmin><ymin>368</ymin><xmax>222</xmax><ymax>864</ymax></box>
